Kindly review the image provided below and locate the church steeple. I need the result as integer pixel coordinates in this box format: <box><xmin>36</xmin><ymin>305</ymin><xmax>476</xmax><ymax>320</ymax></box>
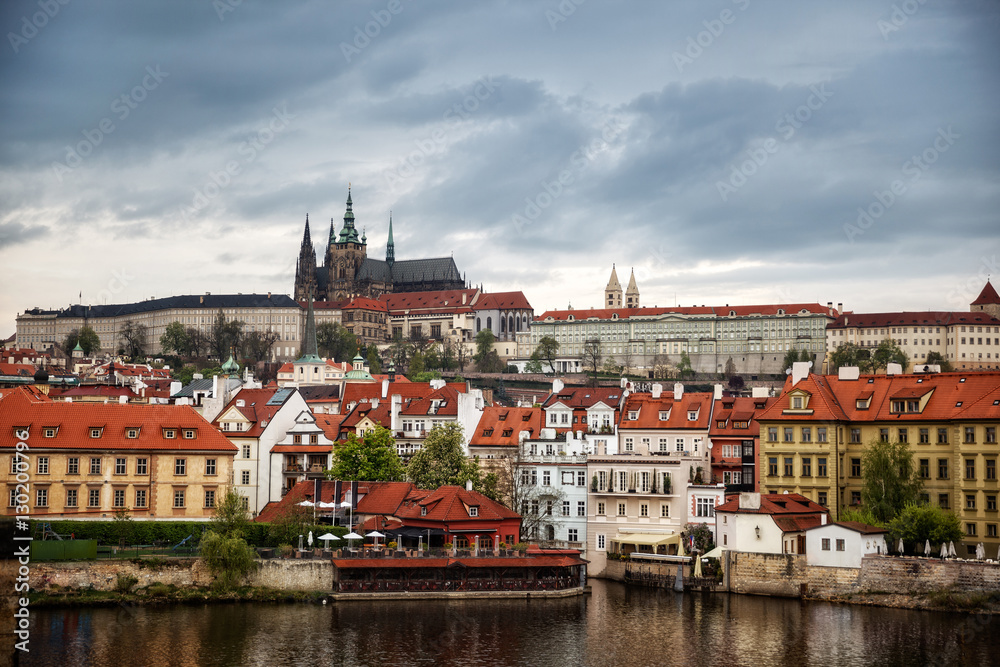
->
<box><xmin>297</xmin><ymin>288</ymin><xmax>322</xmax><ymax>363</ymax></box>
<box><xmin>294</xmin><ymin>213</ymin><xmax>318</xmax><ymax>302</ymax></box>
<box><xmin>337</xmin><ymin>185</ymin><xmax>362</xmax><ymax>244</ymax></box>
<box><xmin>386</xmin><ymin>213</ymin><xmax>395</xmax><ymax>266</ymax></box>
<box><xmin>625</xmin><ymin>269</ymin><xmax>639</xmax><ymax>308</ymax></box>
<box><xmin>605</xmin><ymin>264</ymin><xmax>623</xmax><ymax>308</ymax></box>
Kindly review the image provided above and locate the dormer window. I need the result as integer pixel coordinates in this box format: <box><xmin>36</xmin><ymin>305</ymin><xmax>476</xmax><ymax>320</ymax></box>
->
<box><xmin>183</xmin><ymin>430</ymin><xmax>195</xmax><ymax>439</ymax></box>
<box><xmin>717</xmin><ymin>420</ymin><xmax>725</xmax><ymax>428</ymax></box>
<box><xmin>483</xmin><ymin>428</ymin><xmax>494</xmax><ymax>437</ymax></box>
<box><xmin>468</xmin><ymin>506</ymin><xmax>478</xmax><ymax>517</ymax></box>
<box><xmin>659</xmin><ymin>411</ymin><xmax>670</xmax><ymax>421</ymax></box>
<box><xmin>421</xmin><ymin>506</ymin><xmax>427</xmax><ymax>516</ymax></box>
<box><xmin>43</xmin><ymin>428</ymin><xmax>56</xmax><ymax>438</ymax></box>
<box><xmin>90</xmin><ymin>428</ymin><xmax>102</xmax><ymax>438</ymax></box>
<box><xmin>502</xmin><ymin>428</ymin><xmax>513</xmax><ymax>437</ymax></box>
<box><xmin>687</xmin><ymin>411</ymin><xmax>698</xmax><ymax>421</ymax></box>
<box><xmin>164</xmin><ymin>429</ymin><xmax>176</xmax><ymax>439</ymax></box>
<box><xmin>792</xmin><ymin>397</ymin><xmax>803</xmax><ymax>410</ymax></box>
<box><xmin>628</xmin><ymin>411</ymin><xmax>638</xmax><ymax>421</ymax></box>
<box><xmin>126</xmin><ymin>428</ymin><xmax>139</xmax><ymax>439</ymax></box>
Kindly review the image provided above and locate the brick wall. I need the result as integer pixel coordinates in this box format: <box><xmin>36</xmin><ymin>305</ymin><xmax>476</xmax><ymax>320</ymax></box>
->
<box><xmin>727</xmin><ymin>552</ymin><xmax>1000</xmax><ymax>598</ymax></box>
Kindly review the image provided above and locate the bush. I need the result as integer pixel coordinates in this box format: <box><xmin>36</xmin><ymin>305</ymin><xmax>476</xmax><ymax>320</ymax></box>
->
<box><xmin>42</xmin><ymin>519</ymin><xmax>346</xmax><ymax>549</ymax></box>
<box><xmin>200</xmin><ymin>529</ymin><xmax>258</xmax><ymax>591</ymax></box>
<box><xmin>114</xmin><ymin>573</ymin><xmax>138</xmax><ymax>593</ymax></box>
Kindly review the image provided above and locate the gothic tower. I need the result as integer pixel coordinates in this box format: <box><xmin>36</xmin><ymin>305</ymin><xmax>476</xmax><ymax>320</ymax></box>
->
<box><xmin>605</xmin><ymin>264</ymin><xmax>623</xmax><ymax>308</ymax></box>
<box><xmin>386</xmin><ymin>213</ymin><xmax>395</xmax><ymax>267</ymax></box>
<box><xmin>326</xmin><ymin>187</ymin><xmax>368</xmax><ymax>300</ymax></box>
<box><xmin>293</xmin><ymin>214</ymin><xmax>317</xmax><ymax>302</ymax></box>
<box><xmin>625</xmin><ymin>269</ymin><xmax>640</xmax><ymax>308</ymax></box>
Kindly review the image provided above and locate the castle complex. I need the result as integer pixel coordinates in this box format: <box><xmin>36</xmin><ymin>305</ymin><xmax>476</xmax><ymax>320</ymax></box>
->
<box><xmin>293</xmin><ymin>189</ymin><xmax>465</xmax><ymax>302</ymax></box>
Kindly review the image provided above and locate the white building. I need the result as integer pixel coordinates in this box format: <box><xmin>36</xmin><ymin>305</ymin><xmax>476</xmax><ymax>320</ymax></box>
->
<box><xmin>805</xmin><ymin>521</ymin><xmax>888</xmax><ymax>568</ymax></box>
<box><xmin>714</xmin><ymin>492</ymin><xmax>829</xmax><ymax>554</ymax></box>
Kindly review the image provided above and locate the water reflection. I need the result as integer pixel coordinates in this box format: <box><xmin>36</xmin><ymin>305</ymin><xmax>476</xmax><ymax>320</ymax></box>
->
<box><xmin>25</xmin><ymin>581</ymin><xmax>998</xmax><ymax>666</ymax></box>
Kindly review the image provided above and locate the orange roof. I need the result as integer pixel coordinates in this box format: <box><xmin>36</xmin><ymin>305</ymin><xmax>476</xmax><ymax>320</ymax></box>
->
<box><xmin>212</xmin><ymin>388</ymin><xmax>295</xmax><ymax>436</ymax></box>
<box><xmin>537</xmin><ymin>303</ymin><xmax>830</xmax><ymax>322</ymax></box>
<box><xmin>473</xmin><ymin>291</ymin><xmax>533</xmax><ymax>311</ymax></box>
<box><xmin>0</xmin><ymin>363</ymin><xmax>35</xmax><ymax>377</ymax></box>
<box><xmin>398</xmin><ymin>385</ymin><xmax>464</xmax><ymax>417</ymax></box>
<box><xmin>380</xmin><ymin>289</ymin><xmax>479</xmax><ymax>314</ymax></box>
<box><xmin>709</xmin><ymin>396</ymin><xmax>774</xmax><ymax>437</ymax></box>
<box><xmin>337</xmin><ymin>401</ymin><xmax>392</xmax><ymax>436</ymax></box>
<box><xmin>774</xmin><ymin>516</ymin><xmax>824</xmax><ymax>533</ymax></box>
<box><xmin>618</xmin><ymin>391</ymin><xmax>713</xmax><ymax>430</ymax></box>
<box><xmin>715</xmin><ymin>493</ymin><xmax>828</xmax><ymax>516</ymax></box>
<box><xmin>341</xmin><ymin>381</ymin><xmax>465</xmax><ymax>407</ymax></box>
<box><xmin>827</xmin><ymin>311</ymin><xmax>1000</xmax><ymax>329</ymax></box>
<box><xmin>469</xmin><ymin>406</ymin><xmax>543</xmax><ymax>447</ymax></box>
<box><xmin>398</xmin><ymin>485</ymin><xmax>521</xmax><ymax>522</ymax></box>
<box><xmin>540</xmin><ymin>387</ymin><xmax>623</xmax><ymax>410</ymax></box>
<box><xmin>0</xmin><ymin>387</ymin><xmax>236</xmax><ymax>452</ymax></box>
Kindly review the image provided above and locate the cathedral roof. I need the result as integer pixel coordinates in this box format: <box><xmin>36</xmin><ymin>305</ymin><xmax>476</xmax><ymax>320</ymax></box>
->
<box><xmin>356</xmin><ymin>256</ymin><xmax>462</xmax><ymax>286</ymax></box>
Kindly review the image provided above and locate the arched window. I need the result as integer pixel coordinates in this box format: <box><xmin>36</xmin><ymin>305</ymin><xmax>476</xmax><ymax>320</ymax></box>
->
<box><xmin>508</xmin><ymin>316</ymin><xmax>514</xmax><ymax>333</ymax></box>
<box><xmin>476</xmin><ymin>318</ymin><xmax>481</xmax><ymax>333</ymax></box>
<box><xmin>487</xmin><ymin>317</ymin><xmax>492</xmax><ymax>331</ymax></box>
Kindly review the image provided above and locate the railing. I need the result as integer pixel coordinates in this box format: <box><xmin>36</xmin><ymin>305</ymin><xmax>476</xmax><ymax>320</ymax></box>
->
<box><xmin>283</xmin><ymin>464</ymin><xmax>304</xmax><ymax>473</ymax></box>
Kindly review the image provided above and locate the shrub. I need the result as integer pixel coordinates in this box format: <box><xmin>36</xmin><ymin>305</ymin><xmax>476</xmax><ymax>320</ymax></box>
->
<box><xmin>114</xmin><ymin>573</ymin><xmax>138</xmax><ymax>593</ymax></box>
<box><xmin>200</xmin><ymin>530</ymin><xmax>259</xmax><ymax>591</ymax></box>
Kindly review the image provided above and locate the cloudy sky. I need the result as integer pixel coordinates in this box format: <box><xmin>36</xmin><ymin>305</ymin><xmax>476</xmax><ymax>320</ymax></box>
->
<box><xmin>2</xmin><ymin>0</ymin><xmax>999</xmax><ymax>335</ymax></box>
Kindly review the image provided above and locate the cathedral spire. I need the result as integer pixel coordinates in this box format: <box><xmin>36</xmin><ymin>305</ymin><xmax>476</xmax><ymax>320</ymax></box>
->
<box><xmin>386</xmin><ymin>212</ymin><xmax>395</xmax><ymax>266</ymax></box>
<box><xmin>296</xmin><ymin>288</ymin><xmax>322</xmax><ymax>363</ymax></box>
<box><xmin>337</xmin><ymin>186</ymin><xmax>361</xmax><ymax>244</ymax></box>
<box><xmin>302</xmin><ymin>213</ymin><xmax>312</xmax><ymax>247</ymax></box>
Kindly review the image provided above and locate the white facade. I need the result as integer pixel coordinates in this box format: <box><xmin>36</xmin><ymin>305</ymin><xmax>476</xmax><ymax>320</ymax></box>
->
<box><xmin>715</xmin><ymin>511</ymin><xmax>786</xmax><ymax>554</ymax></box>
<box><xmin>805</xmin><ymin>523</ymin><xmax>888</xmax><ymax>568</ymax></box>
<box><xmin>269</xmin><ymin>409</ymin><xmax>337</xmax><ymax>498</ymax></box>
<box><xmin>518</xmin><ymin>443</ymin><xmax>590</xmax><ymax>548</ymax></box>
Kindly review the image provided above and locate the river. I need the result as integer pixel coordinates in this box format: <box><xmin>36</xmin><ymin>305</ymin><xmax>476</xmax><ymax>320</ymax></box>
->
<box><xmin>23</xmin><ymin>580</ymin><xmax>998</xmax><ymax>666</ymax></box>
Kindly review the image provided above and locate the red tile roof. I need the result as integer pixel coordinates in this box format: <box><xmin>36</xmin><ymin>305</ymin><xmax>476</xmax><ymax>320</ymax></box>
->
<box><xmin>827</xmin><ymin>311</ymin><xmax>1000</xmax><ymax>329</ymax></box>
<box><xmin>381</xmin><ymin>289</ymin><xmax>479</xmax><ymax>314</ymax></box>
<box><xmin>0</xmin><ymin>363</ymin><xmax>35</xmax><ymax>377</ymax></box>
<box><xmin>715</xmin><ymin>493</ymin><xmax>828</xmax><ymax>516</ymax></box>
<box><xmin>618</xmin><ymin>391</ymin><xmax>713</xmax><ymax>430</ymax></box>
<box><xmin>709</xmin><ymin>396</ymin><xmax>774</xmax><ymax>437</ymax></box>
<box><xmin>821</xmin><ymin>521</ymin><xmax>888</xmax><ymax>535</ymax></box>
<box><xmin>537</xmin><ymin>303</ymin><xmax>831</xmax><ymax>322</ymax></box>
<box><xmin>469</xmin><ymin>406</ymin><xmax>543</xmax><ymax>447</ymax></box>
<box><xmin>972</xmin><ymin>280</ymin><xmax>1000</xmax><ymax>306</ymax></box>
<box><xmin>473</xmin><ymin>291</ymin><xmax>533</xmax><ymax>311</ymax></box>
<box><xmin>0</xmin><ymin>387</ymin><xmax>235</xmax><ymax>452</ymax></box>
<box><xmin>397</xmin><ymin>485</ymin><xmax>521</xmax><ymax>522</ymax></box>
<box><xmin>540</xmin><ymin>387</ymin><xmax>623</xmax><ymax>410</ymax></box>
<box><xmin>398</xmin><ymin>385</ymin><xmax>464</xmax><ymax>417</ymax></box>
<box><xmin>212</xmin><ymin>388</ymin><xmax>294</xmax><ymax>437</ymax></box>
<box><xmin>340</xmin><ymin>381</ymin><xmax>464</xmax><ymax>407</ymax></box>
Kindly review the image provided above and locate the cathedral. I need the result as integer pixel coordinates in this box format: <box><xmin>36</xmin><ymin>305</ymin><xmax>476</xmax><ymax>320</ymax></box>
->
<box><xmin>293</xmin><ymin>189</ymin><xmax>466</xmax><ymax>302</ymax></box>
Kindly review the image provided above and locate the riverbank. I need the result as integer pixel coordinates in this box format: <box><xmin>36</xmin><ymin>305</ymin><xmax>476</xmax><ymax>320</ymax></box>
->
<box><xmin>29</xmin><ymin>584</ymin><xmax>331</xmax><ymax>608</ymax></box>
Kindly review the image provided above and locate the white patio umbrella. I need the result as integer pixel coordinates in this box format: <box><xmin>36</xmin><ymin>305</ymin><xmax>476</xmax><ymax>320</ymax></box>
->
<box><xmin>317</xmin><ymin>501</ymin><xmax>338</xmax><ymax>509</ymax></box>
<box><xmin>298</xmin><ymin>500</ymin><xmax>315</xmax><ymax>507</ymax></box>
<box><xmin>693</xmin><ymin>553</ymin><xmax>703</xmax><ymax>578</ymax></box>
<box><xmin>976</xmin><ymin>543</ymin><xmax>985</xmax><ymax>560</ymax></box>
<box><xmin>924</xmin><ymin>540</ymin><xmax>932</xmax><ymax>556</ymax></box>
<box><xmin>307</xmin><ymin>531</ymin><xmax>314</xmax><ymax>548</ymax></box>
<box><xmin>317</xmin><ymin>532</ymin><xmax>340</xmax><ymax>548</ymax></box>
<box><xmin>948</xmin><ymin>541</ymin><xmax>957</xmax><ymax>558</ymax></box>
<box><xmin>368</xmin><ymin>530</ymin><xmax>385</xmax><ymax>548</ymax></box>
<box><xmin>897</xmin><ymin>538</ymin><xmax>905</xmax><ymax>554</ymax></box>
<box><xmin>940</xmin><ymin>542</ymin><xmax>948</xmax><ymax>558</ymax></box>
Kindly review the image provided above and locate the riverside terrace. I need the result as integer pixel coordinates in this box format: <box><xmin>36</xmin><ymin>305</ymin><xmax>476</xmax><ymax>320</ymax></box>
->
<box><xmin>330</xmin><ymin>546</ymin><xmax>588</xmax><ymax>595</ymax></box>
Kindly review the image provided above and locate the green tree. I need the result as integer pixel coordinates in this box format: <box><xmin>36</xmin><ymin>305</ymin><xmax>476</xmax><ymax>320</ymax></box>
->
<box><xmin>870</xmin><ymin>339</ymin><xmax>908</xmax><ymax>373</ymax></box>
<box><xmin>407</xmin><ymin>423</ymin><xmax>489</xmax><ymax>493</ymax></box>
<box><xmin>118</xmin><ymin>320</ymin><xmax>149</xmax><ymax>359</ymax></box>
<box><xmin>888</xmin><ymin>503</ymin><xmax>962</xmax><ymax>553</ymax></box>
<box><xmin>64</xmin><ymin>325</ymin><xmax>101</xmax><ymax>357</ymax></box>
<box><xmin>112</xmin><ymin>507</ymin><xmax>135</xmax><ymax>547</ymax></box>
<box><xmin>208</xmin><ymin>310</ymin><xmax>244</xmax><ymax>361</ymax></box>
<box><xmin>525</xmin><ymin>351</ymin><xmax>543</xmax><ymax>374</ymax></box>
<box><xmin>211</xmin><ymin>489</ymin><xmax>251</xmax><ymax>538</ymax></box>
<box><xmin>242</xmin><ymin>329</ymin><xmax>280</xmax><ymax>364</ymax></box>
<box><xmin>199</xmin><ymin>529</ymin><xmax>258</xmax><ymax>591</ymax></box>
<box><xmin>676</xmin><ymin>352</ymin><xmax>694</xmax><ymax>379</ymax></box>
<box><xmin>923</xmin><ymin>350</ymin><xmax>953</xmax><ymax>372</ymax></box>
<box><xmin>160</xmin><ymin>321</ymin><xmax>191</xmax><ymax>356</ymax></box>
<box><xmin>366</xmin><ymin>345</ymin><xmax>382</xmax><ymax>375</ymax></box>
<box><xmin>330</xmin><ymin>426</ymin><xmax>405</xmax><ymax>481</ymax></box>
<box><xmin>536</xmin><ymin>336</ymin><xmax>559</xmax><ymax>374</ymax></box>
<box><xmin>474</xmin><ymin>329</ymin><xmax>496</xmax><ymax>367</ymax></box>
<box><xmin>828</xmin><ymin>342</ymin><xmax>870</xmax><ymax>373</ymax></box>
<box><xmin>316</xmin><ymin>322</ymin><xmax>357</xmax><ymax>361</ymax></box>
<box><xmin>860</xmin><ymin>440</ymin><xmax>923</xmax><ymax>523</ymax></box>
<box><xmin>582</xmin><ymin>339</ymin><xmax>602</xmax><ymax>384</ymax></box>
<box><xmin>408</xmin><ymin>350</ymin><xmax>426</xmax><ymax>378</ymax></box>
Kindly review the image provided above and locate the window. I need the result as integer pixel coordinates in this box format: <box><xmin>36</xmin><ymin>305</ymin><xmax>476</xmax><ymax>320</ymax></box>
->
<box><xmin>967</xmin><ymin>523</ymin><xmax>977</xmax><ymax>537</ymax></box>
<box><xmin>7</xmin><ymin>489</ymin><xmax>14</xmax><ymax>507</ymax></box>
<box><xmin>851</xmin><ymin>491</ymin><xmax>861</xmax><ymax>505</ymax></box>
<box><xmin>135</xmin><ymin>489</ymin><xmax>147</xmax><ymax>508</ymax></box>
<box><xmin>562</xmin><ymin>501</ymin><xmax>570</xmax><ymax>516</ymax></box>
<box><xmin>768</xmin><ymin>427</ymin><xmax>777</xmax><ymax>442</ymax></box>
<box><xmin>624</xmin><ymin>438</ymin><xmax>634</xmax><ymax>452</ymax></box>
<box><xmin>988</xmin><ymin>495</ymin><xmax>997</xmax><ymax>512</ymax></box>
<box><xmin>206</xmin><ymin>459</ymin><xmax>217</xmax><ymax>475</ymax></box>
<box><xmin>801</xmin><ymin>457</ymin><xmax>811</xmax><ymax>477</ymax></box>
<box><xmin>801</xmin><ymin>427</ymin><xmax>811</xmax><ymax>443</ymax></box>
<box><xmin>578</xmin><ymin>501</ymin><xmax>586</xmax><ymax>516</ymax></box>
<box><xmin>568</xmin><ymin>528</ymin><xmax>578</xmax><ymax>542</ymax></box>
<box><xmin>817</xmin><ymin>428</ymin><xmax>827</xmax><ymax>443</ymax></box>
<box><xmin>898</xmin><ymin>428</ymin><xmax>908</xmax><ymax>443</ymax></box>
<box><xmin>89</xmin><ymin>488</ymin><xmax>101</xmax><ymax>507</ymax></box>
<box><xmin>938</xmin><ymin>459</ymin><xmax>948</xmax><ymax>479</ymax></box>
<box><xmin>768</xmin><ymin>457</ymin><xmax>778</xmax><ymax>476</ymax></box>
<box><xmin>115</xmin><ymin>458</ymin><xmax>126</xmax><ymax>475</ymax></box>
<box><xmin>545</xmin><ymin>501</ymin><xmax>553</xmax><ymax>516</ymax></box>
<box><xmin>966</xmin><ymin>494</ymin><xmax>977</xmax><ymax>510</ymax></box>
<box><xmin>987</xmin><ymin>460</ymin><xmax>997</xmax><ymax>481</ymax></box>
<box><xmin>987</xmin><ymin>427</ymin><xmax>997</xmax><ymax>444</ymax></box>
<box><xmin>818</xmin><ymin>491</ymin><xmax>827</xmax><ymax>506</ymax></box>
<box><xmin>850</xmin><ymin>428</ymin><xmax>861</xmax><ymax>444</ymax></box>
<box><xmin>183</xmin><ymin>430</ymin><xmax>195</xmax><ymax>439</ymax></box>
<box><xmin>67</xmin><ymin>457</ymin><xmax>79</xmax><ymax>474</ymax></box>
<box><xmin>205</xmin><ymin>490</ymin><xmax>216</xmax><ymax>508</ymax></box>
<box><xmin>126</xmin><ymin>428</ymin><xmax>139</xmax><ymax>439</ymax></box>
<box><xmin>241</xmin><ymin>470</ymin><xmax>250</xmax><ymax>485</ymax></box>
<box><xmin>817</xmin><ymin>458</ymin><xmax>827</xmax><ymax>477</ymax></box>
<box><xmin>89</xmin><ymin>457</ymin><xmax>101</xmax><ymax>474</ymax></box>
<box><xmin>173</xmin><ymin>489</ymin><xmax>185</xmax><ymax>508</ymax></box>
<box><xmin>617</xmin><ymin>502</ymin><xmax>626</xmax><ymax>516</ymax></box>
<box><xmin>597</xmin><ymin>534</ymin><xmax>606</xmax><ymax>551</ymax></box>
<box><xmin>879</xmin><ymin>428</ymin><xmax>889</xmax><ymax>443</ymax></box>
<box><xmin>836</xmin><ymin>539</ymin><xmax>845</xmax><ymax>552</ymax></box>
<box><xmin>43</xmin><ymin>428</ymin><xmax>55</xmax><ymax>438</ymax></box>
<box><xmin>784</xmin><ymin>457</ymin><xmax>793</xmax><ymax>476</ymax></box>
<box><xmin>136</xmin><ymin>458</ymin><xmax>148</xmax><ymax>475</ymax></box>
<box><xmin>577</xmin><ymin>471</ymin><xmax>586</xmax><ymax>486</ymax></box>
<box><xmin>543</xmin><ymin>471</ymin><xmax>551</xmax><ymax>486</ymax></box>
<box><xmin>988</xmin><ymin>524</ymin><xmax>998</xmax><ymax>538</ymax></box>
<box><xmin>597</xmin><ymin>502</ymin><xmax>605</xmax><ymax>515</ymax></box>
<box><xmin>821</xmin><ymin>538</ymin><xmax>831</xmax><ymax>551</ymax></box>
<box><xmin>35</xmin><ymin>488</ymin><xmax>48</xmax><ymax>508</ymax></box>
<box><xmin>919</xmin><ymin>459</ymin><xmax>929</xmax><ymax>478</ymax></box>
<box><xmin>640</xmin><ymin>503</ymin><xmax>649</xmax><ymax>517</ymax></box>
<box><xmin>937</xmin><ymin>428</ymin><xmax>948</xmax><ymax>444</ymax></box>
<box><xmin>783</xmin><ymin>428</ymin><xmax>794</xmax><ymax>443</ymax></box>
<box><xmin>164</xmin><ymin>429</ymin><xmax>175</xmax><ymax>439</ymax></box>
<box><xmin>37</xmin><ymin>457</ymin><xmax>49</xmax><ymax>474</ymax></box>
<box><xmin>919</xmin><ymin>428</ymin><xmax>929</xmax><ymax>444</ymax></box>
<box><xmin>966</xmin><ymin>459</ymin><xmax>976</xmax><ymax>480</ymax></box>
<box><xmin>850</xmin><ymin>458</ymin><xmax>861</xmax><ymax>477</ymax></box>
<box><xmin>939</xmin><ymin>493</ymin><xmax>950</xmax><ymax>509</ymax></box>
<box><xmin>65</xmin><ymin>488</ymin><xmax>78</xmax><ymax>507</ymax></box>
<box><xmin>965</xmin><ymin>427</ymin><xmax>976</xmax><ymax>444</ymax></box>
<box><xmin>113</xmin><ymin>489</ymin><xmax>125</xmax><ymax>508</ymax></box>
<box><xmin>175</xmin><ymin>459</ymin><xmax>186</xmax><ymax>475</ymax></box>
<box><xmin>243</xmin><ymin>444</ymin><xmax>251</xmax><ymax>459</ymax></box>
<box><xmin>695</xmin><ymin>497</ymin><xmax>715</xmax><ymax>517</ymax></box>
<box><xmin>90</xmin><ymin>428</ymin><xmax>101</xmax><ymax>438</ymax></box>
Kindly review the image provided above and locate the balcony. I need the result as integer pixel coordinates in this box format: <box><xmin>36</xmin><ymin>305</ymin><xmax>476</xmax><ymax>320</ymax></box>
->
<box><xmin>283</xmin><ymin>463</ymin><xmax>304</xmax><ymax>473</ymax></box>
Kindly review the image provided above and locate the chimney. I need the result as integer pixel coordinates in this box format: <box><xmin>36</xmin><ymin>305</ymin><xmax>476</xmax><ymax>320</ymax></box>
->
<box><xmin>371</xmin><ymin>398</ymin><xmax>379</xmax><ymax>409</ymax></box>
<box><xmin>837</xmin><ymin>303</ymin><xmax>843</xmax><ymax>314</ymax></box>
<box><xmin>886</xmin><ymin>362</ymin><xmax>903</xmax><ymax>376</ymax></box>
<box><xmin>651</xmin><ymin>383</ymin><xmax>662</xmax><ymax>399</ymax></box>
<box><xmin>838</xmin><ymin>366</ymin><xmax>860</xmax><ymax>381</ymax></box>
<box><xmin>212</xmin><ymin>373</ymin><xmax>220</xmax><ymax>398</ymax></box>
<box><xmin>738</xmin><ymin>492</ymin><xmax>761</xmax><ymax>510</ymax></box>
<box><xmin>462</xmin><ymin>293</ymin><xmax>467</xmax><ymax>305</ymax></box>
<box><xmin>552</xmin><ymin>378</ymin><xmax>564</xmax><ymax>394</ymax></box>
<box><xmin>673</xmin><ymin>382</ymin><xmax>684</xmax><ymax>400</ymax></box>
<box><xmin>466</xmin><ymin>480</ymin><xmax>473</xmax><ymax>492</ymax></box>
<box><xmin>381</xmin><ymin>378</ymin><xmax>389</xmax><ymax>399</ymax></box>
<box><xmin>390</xmin><ymin>394</ymin><xmax>402</xmax><ymax>432</ymax></box>
<box><xmin>714</xmin><ymin>383</ymin><xmax>723</xmax><ymax>399</ymax></box>
<box><xmin>267</xmin><ymin>292</ymin><xmax>271</xmax><ymax>299</ymax></box>
<box><xmin>791</xmin><ymin>361</ymin><xmax>812</xmax><ymax>385</ymax></box>
<box><xmin>821</xmin><ymin>513</ymin><xmax>828</xmax><ymax>525</ymax></box>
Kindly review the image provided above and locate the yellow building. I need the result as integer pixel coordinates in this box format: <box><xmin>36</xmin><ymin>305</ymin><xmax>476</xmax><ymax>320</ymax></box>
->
<box><xmin>2</xmin><ymin>386</ymin><xmax>236</xmax><ymax>520</ymax></box>
<box><xmin>758</xmin><ymin>366</ymin><xmax>1000</xmax><ymax>557</ymax></box>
